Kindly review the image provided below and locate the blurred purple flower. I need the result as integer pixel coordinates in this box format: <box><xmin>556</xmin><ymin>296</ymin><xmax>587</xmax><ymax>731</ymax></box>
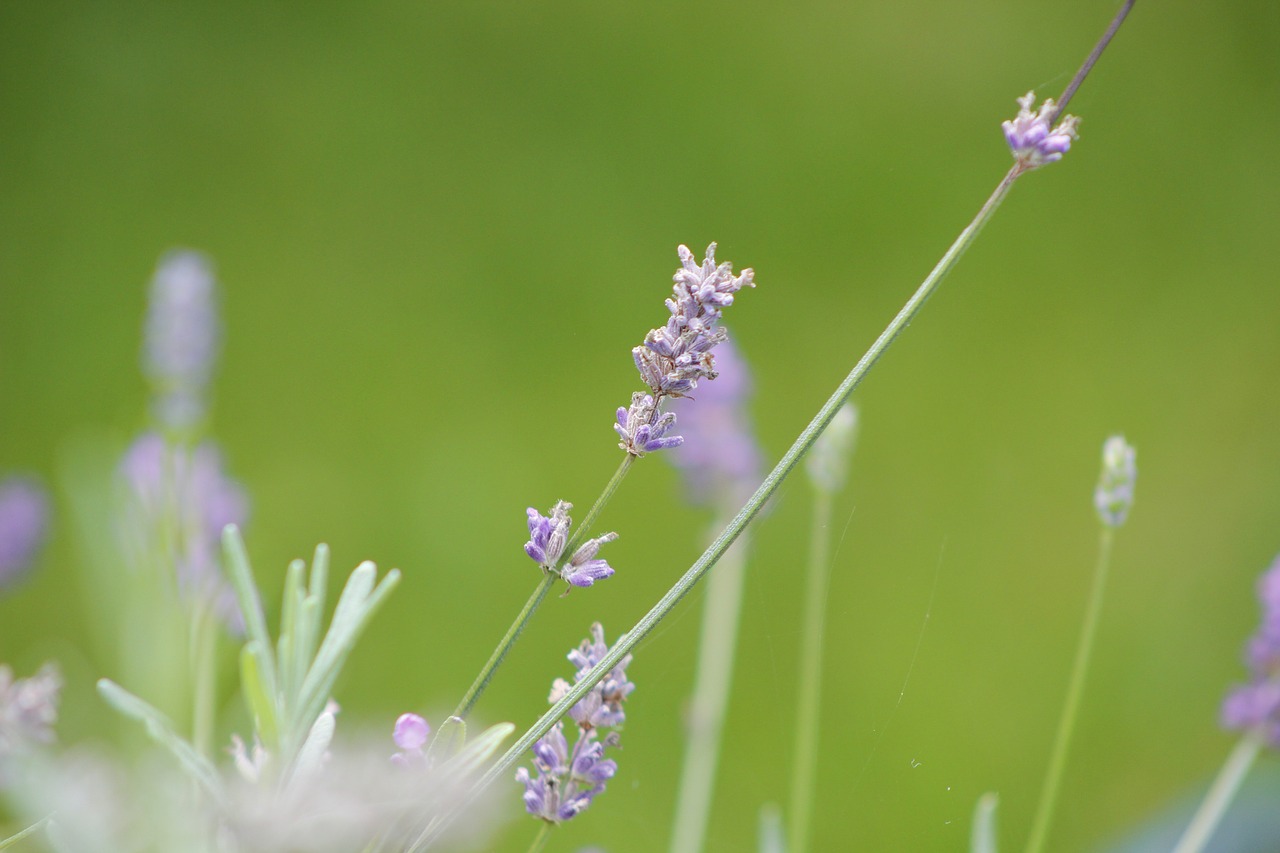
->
<box><xmin>119</xmin><ymin>433</ymin><xmax>248</xmax><ymax>631</ymax></box>
<box><xmin>390</xmin><ymin>713</ymin><xmax>431</xmax><ymax>767</ymax></box>
<box><xmin>667</xmin><ymin>336</ymin><xmax>763</xmax><ymax>508</ymax></box>
<box><xmin>516</xmin><ymin>624</ymin><xmax>631</xmax><ymax>824</ymax></box>
<box><xmin>0</xmin><ymin>477</ymin><xmax>50</xmax><ymax>589</ymax></box>
<box><xmin>142</xmin><ymin>250</ymin><xmax>221</xmax><ymax>431</ymax></box>
<box><xmin>1223</xmin><ymin>553</ymin><xmax>1280</xmax><ymax>745</ymax></box>
<box><xmin>1094</xmin><ymin>435</ymin><xmax>1137</xmax><ymax>528</ymax></box>
<box><xmin>1002</xmin><ymin>91</ymin><xmax>1080</xmax><ymax>172</ymax></box>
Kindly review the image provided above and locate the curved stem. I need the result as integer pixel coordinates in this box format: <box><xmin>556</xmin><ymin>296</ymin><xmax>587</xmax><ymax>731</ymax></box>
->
<box><xmin>1171</xmin><ymin>731</ymin><xmax>1265</xmax><ymax>853</ymax></box>
<box><xmin>452</xmin><ymin>574</ymin><xmax>557</xmax><ymax>720</ymax></box>
<box><xmin>414</xmin><ymin>167</ymin><xmax>1024</xmax><ymax>848</ymax></box>
<box><xmin>451</xmin><ymin>455</ymin><xmax>636</xmax><ymax>721</ymax></box>
<box><xmin>667</xmin><ymin>518</ymin><xmax>751</xmax><ymax>853</ymax></box>
<box><xmin>1023</xmin><ymin>527</ymin><xmax>1115</xmax><ymax>853</ymax></box>
<box><xmin>787</xmin><ymin>490</ymin><xmax>835</xmax><ymax>853</ymax></box>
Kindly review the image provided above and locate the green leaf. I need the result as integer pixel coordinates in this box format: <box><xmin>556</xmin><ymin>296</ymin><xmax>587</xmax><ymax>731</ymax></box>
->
<box><xmin>96</xmin><ymin>679</ymin><xmax>225</xmax><ymax>805</ymax></box>
<box><xmin>291</xmin><ymin>564</ymin><xmax>400</xmax><ymax>736</ymax></box>
<box><xmin>425</xmin><ymin>716</ymin><xmax>466</xmax><ymax>764</ymax></box>
<box><xmin>240</xmin><ymin>643</ymin><xmax>279</xmax><ymax>748</ymax></box>
<box><xmin>444</xmin><ymin>722</ymin><xmax>515</xmax><ymax>779</ymax></box>
<box><xmin>757</xmin><ymin>803</ymin><xmax>786</xmax><ymax>853</ymax></box>
<box><xmin>970</xmin><ymin>792</ymin><xmax>1000</xmax><ymax>853</ymax></box>
<box><xmin>222</xmin><ymin>526</ymin><xmax>278</xmax><ymax>698</ymax></box>
<box><xmin>277</xmin><ymin>558</ymin><xmax>307</xmax><ymax>704</ymax></box>
<box><xmin>287</xmin><ymin>710</ymin><xmax>336</xmax><ymax>787</ymax></box>
<box><xmin>0</xmin><ymin>816</ymin><xmax>52</xmax><ymax>850</ymax></box>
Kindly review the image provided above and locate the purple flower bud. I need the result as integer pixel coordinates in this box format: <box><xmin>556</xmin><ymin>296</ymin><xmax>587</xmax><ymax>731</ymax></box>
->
<box><xmin>390</xmin><ymin>713</ymin><xmax>431</xmax><ymax>767</ymax></box>
<box><xmin>562</xmin><ymin>533</ymin><xmax>618</xmax><ymax>588</ymax></box>
<box><xmin>1002</xmin><ymin>92</ymin><xmax>1080</xmax><ymax>172</ymax></box>
<box><xmin>0</xmin><ymin>477</ymin><xmax>50</xmax><ymax>589</ymax></box>
<box><xmin>524</xmin><ymin>501</ymin><xmax>573</xmax><ymax>569</ymax></box>
<box><xmin>1223</xmin><ymin>553</ymin><xmax>1280</xmax><ymax>747</ymax></box>
<box><xmin>142</xmin><ymin>250</ymin><xmax>222</xmax><ymax>431</ymax></box>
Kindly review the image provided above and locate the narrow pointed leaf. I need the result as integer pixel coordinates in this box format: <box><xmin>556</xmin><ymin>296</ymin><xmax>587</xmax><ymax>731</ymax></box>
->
<box><xmin>222</xmin><ymin>525</ymin><xmax>277</xmax><ymax>697</ymax></box>
<box><xmin>425</xmin><ymin>716</ymin><xmax>467</xmax><ymax>764</ymax></box>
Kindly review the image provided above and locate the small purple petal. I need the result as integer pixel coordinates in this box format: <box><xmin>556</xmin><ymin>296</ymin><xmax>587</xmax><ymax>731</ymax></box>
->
<box><xmin>393</xmin><ymin>713</ymin><xmax>430</xmax><ymax>751</ymax></box>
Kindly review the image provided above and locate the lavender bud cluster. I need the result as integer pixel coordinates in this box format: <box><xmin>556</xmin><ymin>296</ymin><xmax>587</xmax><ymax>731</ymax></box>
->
<box><xmin>1094</xmin><ymin>435</ymin><xmax>1137</xmax><ymax>528</ymax></box>
<box><xmin>142</xmin><ymin>250</ymin><xmax>222</xmax><ymax>432</ymax></box>
<box><xmin>616</xmin><ymin>244</ymin><xmax>755</xmax><ymax>457</ymax></box>
<box><xmin>1002</xmin><ymin>91</ymin><xmax>1080</xmax><ymax>172</ymax></box>
<box><xmin>0</xmin><ymin>476</ymin><xmax>50</xmax><ymax>590</ymax></box>
<box><xmin>516</xmin><ymin>623</ymin><xmax>633</xmax><ymax>823</ymax></box>
<box><xmin>1222</xmin><ymin>554</ymin><xmax>1280</xmax><ymax>745</ymax></box>
<box><xmin>524</xmin><ymin>501</ymin><xmax>618</xmax><ymax>588</ymax></box>
<box><xmin>119</xmin><ymin>433</ymin><xmax>249</xmax><ymax>630</ymax></box>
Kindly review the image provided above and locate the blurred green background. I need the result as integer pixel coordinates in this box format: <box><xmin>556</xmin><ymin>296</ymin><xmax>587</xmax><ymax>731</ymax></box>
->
<box><xmin>3</xmin><ymin>0</ymin><xmax>1280</xmax><ymax>850</ymax></box>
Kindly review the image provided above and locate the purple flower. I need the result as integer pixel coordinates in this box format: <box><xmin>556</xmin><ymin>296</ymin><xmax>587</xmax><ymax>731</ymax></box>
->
<box><xmin>142</xmin><ymin>250</ymin><xmax>222</xmax><ymax>431</ymax></box>
<box><xmin>1094</xmin><ymin>435</ymin><xmax>1137</xmax><ymax>528</ymax></box>
<box><xmin>119</xmin><ymin>433</ymin><xmax>249</xmax><ymax>631</ymax></box>
<box><xmin>0</xmin><ymin>662</ymin><xmax>61</xmax><ymax>783</ymax></box>
<box><xmin>615</xmin><ymin>244</ymin><xmax>755</xmax><ymax>453</ymax></box>
<box><xmin>523</xmin><ymin>502</ymin><xmax>618</xmax><ymax>587</ymax></box>
<box><xmin>1002</xmin><ymin>92</ymin><xmax>1080</xmax><ymax>172</ymax></box>
<box><xmin>0</xmin><ymin>477</ymin><xmax>50</xmax><ymax>589</ymax></box>
<box><xmin>1223</xmin><ymin>554</ymin><xmax>1280</xmax><ymax>746</ymax></box>
<box><xmin>667</xmin><ymin>337</ymin><xmax>764</xmax><ymax>507</ymax></box>
<box><xmin>615</xmin><ymin>393</ymin><xmax>683</xmax><ymax>457</ymax></box>
<box><xmin>516</xmin><ymin>624</ymin><xmax>633</xmax><ymax>823</ymax></box>
<box><xmin>390</xmin><ymin>713</ymin><xmax>431</xmax><ymax>767</ymax></box>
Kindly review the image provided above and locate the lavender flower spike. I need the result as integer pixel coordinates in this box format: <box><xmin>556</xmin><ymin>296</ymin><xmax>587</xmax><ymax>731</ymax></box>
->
<box><xmin>562</xmin><ymin>533</ymin><xmax>619</xmax><ymax>588</ymax></box>
<box><xmin>1002</xmin><ymin>91</ymin><xmax>1081</xmax><ymax>172</ymax></box>
<box><xmin>1093</xmin><ymin>435</ymin><xmax>1136</xmax><ymax>527</ymax></box>
<box><xmin>142</xmin><ymin>250</ymin><xmax>222</xmax><ymax>431</ymax></box>
<box><xmin>1223</xmin><ymin>553</ymin><xmax>1280</xmax><ymax>746</ymax></box>
<box><xmin>0</xmin><ymin>476</ymin><xmax>50</xmax><ymax>589</ymax></box>
<box><xmin>516</xmin><ymin>623</ymin><xmax>631</xmax><ymax>823</ymax></box>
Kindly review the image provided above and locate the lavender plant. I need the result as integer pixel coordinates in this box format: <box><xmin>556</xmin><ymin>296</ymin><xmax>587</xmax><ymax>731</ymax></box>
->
<box><xmin>0</xmin><ymin>3</ymin><xmax>1165</xmax><ymax>852</ymax></box>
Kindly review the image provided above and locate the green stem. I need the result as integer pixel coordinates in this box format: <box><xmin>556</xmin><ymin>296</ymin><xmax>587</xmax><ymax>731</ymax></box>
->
<box><xmin>1171</xmin><ymin>731</ymin><xmax>1265</xmax><ymax>853</ymax></box>
<box><xmin>451</xmin><ymin>455</ymin><xmax>636</xmax><ymax>720</ymax></box>
<box><xmin>787</xmin><ymin>490</ymin><xmax>834</xmax><ymax>853</ymax></box>
<box><xmin>416</xmin><ymin>166</ymin><xmax>1023</xmax><ymax>848</ymax></box>
<box><xmin>191</xmin><ymin>605</ymin><xmax>217</xmax><ymax>758</ymax></box>
<box><xmin>452</xmin><ymin>574</ymin><xmax>556</xmax><ymax>720</ymax></box>
<box><xmin>668</xmin><ymin>518</ymin><xmax>751</xmax><ymax>853</ymax></box>
<box><xmin>0</xmin><ymin>816</ymin><xmax>52</xmax><ymax>851</ymax></box>
<box><xmin>525</xmin><ymin>823</ymin><xmax>554</xmax><ymax>853</ymax></box>
<box><xmin>1023</xmin><ymin>527</ymin><xmax>1115</xmax><ymax>853</ymax></box>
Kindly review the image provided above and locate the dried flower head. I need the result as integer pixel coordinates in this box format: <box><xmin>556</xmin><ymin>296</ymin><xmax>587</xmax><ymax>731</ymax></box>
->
<box><xmin>0</xmin><ymin>476</ymin><xmax>50</xmax><ymax>589</ymax></box>
<box><xmin>1002</xmin><ymin>91</ymin><xmax>1080</xmax><ymax>172</ymax></box>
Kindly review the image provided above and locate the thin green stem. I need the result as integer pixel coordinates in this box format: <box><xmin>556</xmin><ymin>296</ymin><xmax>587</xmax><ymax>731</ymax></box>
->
<box><xmin>452</xmin><ymin>574</ymin><xmax>557</xmax><ymax>720</ymax></box>
<box><xmin>564</xmin><ymin>455</ymin><xmax>634</xmax><ymax>557</ymax></box>
<box><xmin>1171</xmin><ymin>731</ymin><xmax>1265</xmax><ymax>853</ymax></box>
<box><xmin>191</xmin><ymin>605</ymin><xmax>217</xmax><ymax>758</ymax></box>
<box><xmin>451</xmin><ymin>455</ymin><xmax>636</xmax><ymax>721</ymax></box>
<box><xmin>0</xmin><ymin>815</ymin><xmax>52</xmax><ymax>851</ymax></box>
<box><xmin>787</xmin><ymin>490</ymin><xmax>834</xmax><ymax>853</ymax></box>
<box><xmin>525</xmin><ymin>823</ymin><xmax>554</xmax><ymax>853</ymax></box>
<box><xmin>668</xmin><ymin>519</ymin><xmax>751</xmax><ymax>853</ymax></box>
<box><xmin>416</xmin><ymin>166</ymin><xmax>1024</xmax><ymax>848</ymax></box>
<box><xmin>1023</xmin><ymin>527</ymin><xmax>1115</xmax><ymax>853</ymax></box>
